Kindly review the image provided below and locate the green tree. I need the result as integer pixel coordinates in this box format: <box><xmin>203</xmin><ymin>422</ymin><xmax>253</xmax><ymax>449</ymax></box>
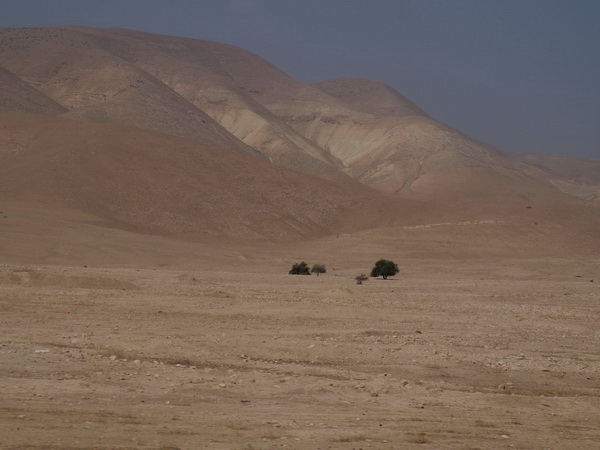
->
<box><xmin>311</xmin><ymin>263</ymin><xmax>326</xmax><ymax>277</ymax></box>
<box><xmin>370</xmin><ymin>259</ymin><xmax>399</xmax><ymax>279</ymax></box>
<box><xmin>289</xmin><ymin>261</ymin><xmax>311</xmax><ymax>275</ymax></box>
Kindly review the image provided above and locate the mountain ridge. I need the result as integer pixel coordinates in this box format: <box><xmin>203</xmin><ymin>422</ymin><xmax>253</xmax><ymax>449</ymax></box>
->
<box><xmin>0</xmin><ymin>26</ymin><xmax>597</xmax><ymax>254</ymax></box>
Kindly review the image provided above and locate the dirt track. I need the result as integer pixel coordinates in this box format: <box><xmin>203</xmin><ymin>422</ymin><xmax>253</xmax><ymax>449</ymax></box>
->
<box><xmin>1</xmin><ymin>257</ymin><xmax>599</xmax><ymax>449</ymax></box>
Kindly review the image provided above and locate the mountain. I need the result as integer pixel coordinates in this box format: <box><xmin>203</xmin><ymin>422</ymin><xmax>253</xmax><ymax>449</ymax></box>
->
<box><xmin>512</xmin><ymin>152</ymin><xmax>600</xmax><ymax>201</ymax></box>
<box><xmin>0</xmin><ymin>26</ymin><xmax>598</xmax><ymax>257</ymax></box>
<box><xmin>0</xmin><ymin>111</ymin><xmax>422</xmax><ymax>241</ymax></box>
<box><xmin>312</xmin><ymin>78</ymin><xmax>430</xmax><ymax>118</ymax></box>
<box><xmin>0</xmin><ymin>64</ymin><xmax>67</xmax><ymax>114</ymax></box>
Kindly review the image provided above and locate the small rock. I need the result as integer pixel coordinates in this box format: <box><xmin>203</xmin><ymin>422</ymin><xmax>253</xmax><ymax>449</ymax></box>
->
<box><xmin>109</xmin><ymin>355</ymin><xmax>118</xmax><ymax>361</ymax></box>
<box><xmin>219</xmin><ymin>383</ymin><xmax>227</xmax><ymax>388</ymax></box>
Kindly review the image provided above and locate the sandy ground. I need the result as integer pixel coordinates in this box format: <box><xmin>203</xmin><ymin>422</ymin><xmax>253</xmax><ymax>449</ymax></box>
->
<box><xmin>0</xmin><ymin>256</ymin><xmax>599</xmax><ymax>449</ymax></box>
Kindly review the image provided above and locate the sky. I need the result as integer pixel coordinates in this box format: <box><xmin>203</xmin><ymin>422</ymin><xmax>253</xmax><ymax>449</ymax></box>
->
<box><xmin>1</xmin><ymin>0</ymin><xmax>599</xmax><ymax>159</ymax></box>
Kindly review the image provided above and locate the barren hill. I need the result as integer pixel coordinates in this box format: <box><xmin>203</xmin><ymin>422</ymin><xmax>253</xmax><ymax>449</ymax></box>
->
<box><xmin>0</xmin><ymin>25</ymin><xmax>598</xmax><ymax>258</ymax></box>
<box><xmin>512</xmin><ymin>152</ymin><xmax>600</xmax><ymax>201</ymax></box>
<box><xmin>0</xmin><ymin>65</ymin><xmax>67</xmax><ymax>114</ymax></box>
<box><xmin>0</xmin><ymin>112</ymin><xmax>426</xmax><ymax>241</ymax></box>
<box><xmin>312</xmin><ymin>78</ymin><xmax>430</xmax><ymax>117</ymax></box>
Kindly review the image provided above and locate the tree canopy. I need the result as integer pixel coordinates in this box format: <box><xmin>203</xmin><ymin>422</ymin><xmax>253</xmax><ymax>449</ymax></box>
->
<box><xmin>289</xmin><ymin>261</ymin><xmax>311</xmax><ymax>275</ymax></box>
<box><xmin>311</xmin><ymin>264</ymin><xmax>326</xmax><ymax>276</ymax></box>
<box><xmin>370</xmin><ymin>259</ymin><xmax>399</xmax><ymax>279</ymax></box>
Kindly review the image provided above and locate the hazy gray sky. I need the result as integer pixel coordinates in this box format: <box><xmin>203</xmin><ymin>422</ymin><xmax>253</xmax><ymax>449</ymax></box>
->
<box><xmin>2</xmin><ymin>0</ymin><xmax>599</xmax><ymax>158</ymax></box>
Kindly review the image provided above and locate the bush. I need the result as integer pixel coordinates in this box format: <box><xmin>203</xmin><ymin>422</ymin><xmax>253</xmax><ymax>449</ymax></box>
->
<box><xmin>289</xmin><ymin>261</ymin><xmax>311</xmax><ymax>275</ymax></box>
<box><xmin>370</xmin><ymin>259</ymin><xmax>399</xmax><ymax>279</ymax></box>
<box><xmin>355</xmin><ymin>274</ymin><xmax>368</xmax><ymax>285</ymax></box>
<box><xmin>311</xmin><ymin>263</ymin><xmax>326</xmax><ymax>277</ymax></box>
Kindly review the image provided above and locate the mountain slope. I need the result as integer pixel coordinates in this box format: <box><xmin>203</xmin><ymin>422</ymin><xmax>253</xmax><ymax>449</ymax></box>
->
<box><xmin>1</xmin><ymin>25</ymin><xmax>593</xmax><ymax>204</ymax></box>
<box><xmin>0</xmin><ymin>65</ymin><xmax>67</xmax><ymax>114</ymax></box>
<box><xmin>92</xmin><ymin>27</ymin><xmax>353</xmax><ymax>179</ymax></box>
<box><xmin>0</xmin><ymin>112</ymin><xmax>421</xmax><ymax>241</ymax></box>
<box><xmin>512</xmin><ymin>152</ymin><xmax>600</xmax><ymax>201</ymax></box>
<box><xmin>0</xmin><ymin>26</ymin><xmax>349</xmax><ymax>178</ymax></box>
<box><xmin>0</xmin><ymin>27</ymin><xmax>261</xmax><ymax>157</ymax></box>
<box><xmin>0</xmin><ymin>26</ymin><xmax>597</xmax><ymax>253</ymax></box>
<box><xmin>312</xmin><ymin>78</ymin><xmax>430</xmax><ymax>117</ymax></box>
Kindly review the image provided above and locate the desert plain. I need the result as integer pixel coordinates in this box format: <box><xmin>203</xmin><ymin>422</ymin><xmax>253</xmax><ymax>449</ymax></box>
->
<box><xmin>1</xmin><ymin>219</ymin><xmax>599</xmax><ymax>449</ymax></box>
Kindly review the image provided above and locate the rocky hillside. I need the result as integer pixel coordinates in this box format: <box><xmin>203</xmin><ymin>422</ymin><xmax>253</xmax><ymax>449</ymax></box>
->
<box><xmin>0</xmin><ymin>26</ymin><xmax>597</xmax><ymax>246</ymax></box>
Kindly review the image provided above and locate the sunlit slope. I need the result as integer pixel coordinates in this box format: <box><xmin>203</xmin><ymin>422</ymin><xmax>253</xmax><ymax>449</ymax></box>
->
<box><xmin>1</xmin><ymin>25</ymin><xmax>595</xmax><ymax>204</ymax></box>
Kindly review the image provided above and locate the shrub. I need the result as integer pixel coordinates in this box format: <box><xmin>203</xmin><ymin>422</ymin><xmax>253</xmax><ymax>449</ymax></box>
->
<box><xmin>311</xmin><ymin>263</ymin><xmax>326</xmax><ymax>277</ymax></box>
<box><xmin>355</xmin><ymin>274</ymin><xmax>368</xmax><ymax>285</ymax></box>
<box><xmin>289</xmin><ymin>261</ymin><xmax>311</xmax><ymax>275</ymax></box>
<box><xmin>370</xmin><ymin>259</ymin><xmax>399</xmax><ymax>279</ymax></box>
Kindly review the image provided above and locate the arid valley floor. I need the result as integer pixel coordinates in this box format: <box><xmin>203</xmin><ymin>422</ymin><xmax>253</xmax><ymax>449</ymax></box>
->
<box><xmin>1</xmin><ymin>233</ymin><xmax>598</xmax><ymax>449</ymax></box>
